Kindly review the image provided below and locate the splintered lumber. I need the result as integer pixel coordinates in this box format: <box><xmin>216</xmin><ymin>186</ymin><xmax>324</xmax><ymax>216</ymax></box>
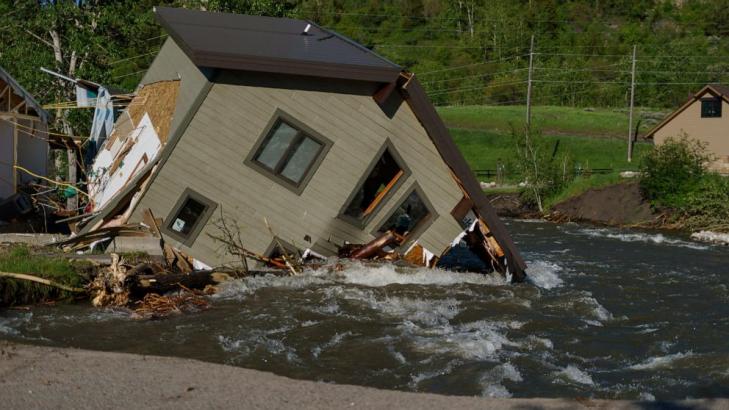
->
<box><xmin>130</xmin><ymin>270</ymin><xmax>230</xmax><ymax>297</ymax></box>
<box><xmin>349</xmin><ymin>230</ymin><xmax>400</xmax><ymax>260</ymax></box>
<box><xmin>0</xmin><ymin>271</ymin><xmax>86</xmax><ymax>293</ymax></box>
<box><xmin>54</xmin><ymin>224</ymin><xmax>151</xmax><ymax>252</ymax></box>
<box><xmin>206</xmin><ymin>232</ymin><xmax>289</xmax><ymax>270</ymax></box>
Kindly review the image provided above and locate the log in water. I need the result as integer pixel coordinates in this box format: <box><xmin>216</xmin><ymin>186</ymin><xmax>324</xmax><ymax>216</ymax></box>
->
<box><xmin>1</xmin><ymin>219</ymin><xmax>728</xmax><ymax>400</ymax></box>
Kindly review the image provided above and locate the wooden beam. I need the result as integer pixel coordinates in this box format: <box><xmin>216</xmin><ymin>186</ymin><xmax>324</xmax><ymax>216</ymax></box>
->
<box><xmin>11</xmin><ymin>99</ymin><xmax>25</xmax><ymax>113</ymax></box>
<box><xmin>12</xmin><ymin>121</ymin><xmax>18</xmax><ymax>193</ymax></box>
<box><xmin>0</xmin><ymin>112</ymin><xmax>41</xmax><ymax>122</ymax></box>
<box><xmin>0</xmin><ymin>85</ymin><xmax>9</xmax><ymax>111</ymax></box>
<box><xmin>66</xmin><ymin>148</ymin><xmax>78</xmax><ymax>212</ymax></box>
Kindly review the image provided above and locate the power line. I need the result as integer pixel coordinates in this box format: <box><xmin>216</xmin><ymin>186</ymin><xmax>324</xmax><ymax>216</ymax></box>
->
<box><xmin>535</xmin><ymin>52</ymin><xmax>630</xmax><ymax>58</ymax></box>
<box><xmin>636</xmin><ymin>69</ymin><xmax>729</xmax><ymax>75</ymax></box>
<box><xmin>375</xmin><ymin>44</ymin><xmax>486</xmax><ymax>49</ymax></box>
<box><xmin>534</xmin><ymin>67</ymin><xmax>628</xmax><ymax>74</ymax></box>
<box><xmin>637</xmin><ymin>81</ymin><xmax>729</xmax><ymax>85</ymax></box>
<box><xmin>113</xmin><ymin>69</ymin><xmax>146</xmax><ymax>79</ymax></box>
<box><xmin>533</xmin><ymin>79</ymin><xmax>628</xmax><ymax>84</ymax></box>
<box><xmin>423</xmin><ymin>68</ymin><xmax>529</xmax><ymax>85</ymax></box>
<box><xmin>418</xmin><ymin>55</ymin><xmax>527</xmax><ymax>75</ymax></box>
<box><xmin>304</xmin><ymin>10</ymin><xmax>607</xmax><ymax>25</ymax></box>
<box><xmin>428</xmin><ymin>80</ymin><xmax>527</xmax><ymax>96</ymax></box>
<box><xmin>109</xmin><ymin>50</ymin><xmax>159</xmax><ymax>65</ymax></box>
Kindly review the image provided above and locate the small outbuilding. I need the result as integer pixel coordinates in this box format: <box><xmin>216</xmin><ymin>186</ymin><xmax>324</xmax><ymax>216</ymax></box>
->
<box><xmin>80</xmin><ymin>7</ymin><xmax>526</xmax><ymax>279</ymax></box>
<box><xmin>0</xmin><ymin>67</ymin><xmax>50</xmax><ymax>200</ymax></box>
<box><xmin>645</xmin><ymin>84</ymin><xmax>729</xmax><ymax>174</ymax></box>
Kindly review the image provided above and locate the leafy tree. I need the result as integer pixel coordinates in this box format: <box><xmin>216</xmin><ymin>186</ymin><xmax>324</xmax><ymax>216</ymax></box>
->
<box><xmin>510</xmin><ymin>127</ymin><xmax>573</xmax><ymax>212</ymax></box>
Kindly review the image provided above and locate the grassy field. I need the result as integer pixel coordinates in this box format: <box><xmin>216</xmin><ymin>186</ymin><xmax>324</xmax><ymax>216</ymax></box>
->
<box><xmin>442</xmin><ymin>105</ymin><xmax>658</xmax><ymax>209</ymax></box>
<box><xmin>450</xmin><ymin>128</ymin><xmax>652</xmax><ymax>174</ymax></box>
<box><xmin>438</xmin><ymin>105</ymin><xmax>664</xmax><ymax>138</ymax></box>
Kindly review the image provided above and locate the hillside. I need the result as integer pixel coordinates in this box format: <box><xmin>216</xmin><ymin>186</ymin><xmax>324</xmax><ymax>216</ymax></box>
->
<box><xmin>1</xmin><ymin>0</ymin><xmax>728</xmax><ymax>138</ymax></box>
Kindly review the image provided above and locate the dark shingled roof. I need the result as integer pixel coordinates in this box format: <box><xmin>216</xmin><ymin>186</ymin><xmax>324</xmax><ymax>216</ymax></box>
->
<box><xmin>154</xmin><ymin>7</ymin><xmax>402</xmax><ymax>83</ymax></box>
<box><xmin>708</xmin><ymin>83</ymin><xmax>729</xmax><ymax>96</ymax></box>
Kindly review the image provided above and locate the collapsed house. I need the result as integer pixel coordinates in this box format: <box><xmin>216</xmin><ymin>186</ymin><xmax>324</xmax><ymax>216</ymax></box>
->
<box><xmin>75</xmin><ymin>7</ymin><xmax>527</xmax><ymax>280</ymax></box>
<box><xmin>0</xmin><ymin>67</ymin><xmax>50</xmax><ymax>208</ymax></box>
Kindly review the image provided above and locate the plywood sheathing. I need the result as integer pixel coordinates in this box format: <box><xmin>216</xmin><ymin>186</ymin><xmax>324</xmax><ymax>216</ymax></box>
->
<box><xmin>107</xmin><ymin>80</ymin><xmax>180</xmax><ymax>147</ymax></box>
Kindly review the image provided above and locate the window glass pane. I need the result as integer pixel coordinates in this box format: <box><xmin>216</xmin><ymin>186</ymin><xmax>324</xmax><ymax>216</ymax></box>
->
<box><xmin>379</xmin><ymin>190</ymin><xmax>430</xmax><ymax>236</ymax></box>
<box><xmin>344</xmin><ymin>149</ymin><xmax>403</xmax><ymax>219</ymax></box>
<box><xmin>702</xmin><ymin>98</ymin><xmax>722</xmax><ymax>118</ymax></box>
<box><xmin>255</xmin><ymin>121</ymin><xmax>298</xmax><ymax>170</ymax></box>
<box><xmin>280</xmin><ymin>137</ymin><xmax>322</xmax><ymax>184</ymax></box>
<box><xmin>170</xmin><ymin>197</ymin><xmax>207</xmax><ymax>237</ymax></box>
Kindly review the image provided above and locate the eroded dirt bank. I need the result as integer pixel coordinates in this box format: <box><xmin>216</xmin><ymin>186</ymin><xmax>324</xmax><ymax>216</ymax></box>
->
<box><xmin>1</xmin><ymin>344</ymin><xmax>724</xmax><ymax>410</ymax></box>
<box><xmin>548</xmin><ymin>182</ymin><xmax>657</xmax><ymax>225</ymax></box>
<box><xmin>487</xmin><ymin>182</ymin><xmax>658</xmax><ymax>226</ymax></box>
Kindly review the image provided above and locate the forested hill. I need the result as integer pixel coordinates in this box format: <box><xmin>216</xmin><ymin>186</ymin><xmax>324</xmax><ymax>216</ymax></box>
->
<box><xmin>1</xmin><ymin>0</ymin><xmax>728</xmax><ymax>124</ymax></box>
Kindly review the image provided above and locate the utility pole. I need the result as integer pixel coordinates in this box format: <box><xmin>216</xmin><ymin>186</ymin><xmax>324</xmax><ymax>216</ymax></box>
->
<box><xmin>627</xmin><ymin>44</ymin><xmax>637</xmax><ymax>162</ymax></box>
<box><xmin>526</xmin><ymin>35</ymin><xmax>535</xmax><ymax>136</ymax></box>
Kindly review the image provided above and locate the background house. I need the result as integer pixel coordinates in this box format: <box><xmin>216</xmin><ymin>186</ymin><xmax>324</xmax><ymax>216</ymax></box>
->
<box><xmin>0</xmin><ymin>67</ymin><xmax>49</xmax><ymax>200</ymax></box>
<box><xmin>645</xmin><ymin>84</ymin><xmax>729</xmax><ymax>173</ymax></box>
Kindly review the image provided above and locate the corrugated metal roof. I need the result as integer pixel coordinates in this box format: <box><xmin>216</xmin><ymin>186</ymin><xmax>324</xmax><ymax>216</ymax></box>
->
<box><xmin>155</xmin><ymin>7</ymin><xmax>402</xmax><ymax>83</ymax></box>
<box><xmin>0</xmin><ymin>66</ymin><xmax>49</xmax><ymax>122</ymax></box>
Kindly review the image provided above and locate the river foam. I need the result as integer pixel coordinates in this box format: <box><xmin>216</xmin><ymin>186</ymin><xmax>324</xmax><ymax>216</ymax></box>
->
<box><xmin>629</xmin><ymin>352</ymin><xmax>695</xmax><ymax>370</ymax></box>
<box><xmin>555</xmin><ymin>365</ymin><xmax>595</xmax><ymax>386</ymax></box>
<box><xmin>569</xmin><ymin>227</ymin><xmax>709</xmax><ymax>250</ymax></box>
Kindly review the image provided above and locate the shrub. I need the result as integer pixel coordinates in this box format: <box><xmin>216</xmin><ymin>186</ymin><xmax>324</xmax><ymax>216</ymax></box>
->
<box><xmin>639</xmin><ymin>134</ymin><xmax>712</xmax><ymax>207</ymax></box>
<box><xmin>680</xmin><ymin>174</ymin><xmax>729</xmax><ymax>231</ymax></box>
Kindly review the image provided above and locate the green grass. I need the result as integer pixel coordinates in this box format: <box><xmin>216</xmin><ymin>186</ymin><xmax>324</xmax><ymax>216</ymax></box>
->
<box><xmin>0</xmin><ymin>245</ymin><xmax>87</xmax><ymax>306</ymax></box>
<box><xmin>451</xmin><ymin>128</ymin><xmax>652</xmax><ymax>176</ymax></box>
<box><xmin>438</xmin><ymin>105</ymin><xmax>662</xmax><ymax>138</ymax></box>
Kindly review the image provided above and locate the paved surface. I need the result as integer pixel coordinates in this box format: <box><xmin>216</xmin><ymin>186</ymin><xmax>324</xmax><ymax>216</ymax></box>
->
<box><xmin>0</xmin><ymin>233</ymin><xmax>67</xmax><ymax>246</ymax></box>
<box><xmin>0</xmin><ymin>343</ymin><xmax>726</xmax><ymax>409</ymax></box>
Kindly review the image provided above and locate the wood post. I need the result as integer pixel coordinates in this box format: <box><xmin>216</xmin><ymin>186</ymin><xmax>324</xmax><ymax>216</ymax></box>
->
<box><xmin>12</xmin><ymin>121</ymin><xmax>17</xmax><ymax>193</ymax></box>
<box><xmin>66</xmin><ymin>148</ymin><xmax>77</xmax><ymax>212</ymax></box>
<box><xmin>526</xmin><ymin>34</ymin><xmax>535</xmax><ymax>137</ymax></box>
<box><xmin>627</xmin><ymin>44</ymin><xmax>637</xmax><ymax>163</ymax></box>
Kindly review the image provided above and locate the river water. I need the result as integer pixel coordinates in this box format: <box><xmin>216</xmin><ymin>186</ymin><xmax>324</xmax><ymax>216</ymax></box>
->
<box><xmin>2</xmin><ymin>219</ymin><xmax>728</xmax><ymax>400</ymax></box>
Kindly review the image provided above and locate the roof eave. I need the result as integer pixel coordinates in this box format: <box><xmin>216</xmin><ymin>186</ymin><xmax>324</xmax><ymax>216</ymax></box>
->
<box><xmin>645</xmin><ymin>85</ymin><xmax>729</xmax><ymax>138</ymax></box>
<box><xmin>192</xmin><ymin>51</ymin><xmax>401</xmax><ymax>83</ymax></box>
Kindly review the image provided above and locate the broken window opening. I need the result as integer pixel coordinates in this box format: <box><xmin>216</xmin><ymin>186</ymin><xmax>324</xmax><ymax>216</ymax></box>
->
<box><xmin>343</xmin><ymin>148</ymin><xmax>405</xmax><ymax>220</ymax></box>
<box><xmin>376</xmin><ymin>187</ymin><xmax>433</xmax><ymax>244</ymax></box>
<box><xmin>253</xmin><ymin>119</ymin><xmax>324</xmax><ymax>185</ymax></box>
<box><xmin>164</xmin><ymin>188</ymin><xmax>217</xmax><ymax>246</ymax></box>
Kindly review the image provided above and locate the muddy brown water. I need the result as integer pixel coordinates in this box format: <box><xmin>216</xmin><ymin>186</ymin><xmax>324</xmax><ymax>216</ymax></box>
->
<box><xmin>1</xmin><ymin>219</ymin><xmax>728</xmax><ymax>400</ymax></box>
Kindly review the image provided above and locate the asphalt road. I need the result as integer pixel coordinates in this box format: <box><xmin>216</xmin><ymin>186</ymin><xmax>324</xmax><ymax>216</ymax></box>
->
<box><xmin>0</xmin><ymin>343</ymin><xmax>725</xmax><ymax>410</ymax></box>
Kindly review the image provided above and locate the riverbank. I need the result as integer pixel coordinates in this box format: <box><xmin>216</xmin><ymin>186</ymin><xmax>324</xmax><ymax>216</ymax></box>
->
<box><xmin>487</xmin><ymin>181</ymin><xmax>658</xmax><ymax>226</ymax></box>
<box><xmin>1</xmin><ymin>343</ymin><xmax>724</xmax><ymax>409</ymax></box>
